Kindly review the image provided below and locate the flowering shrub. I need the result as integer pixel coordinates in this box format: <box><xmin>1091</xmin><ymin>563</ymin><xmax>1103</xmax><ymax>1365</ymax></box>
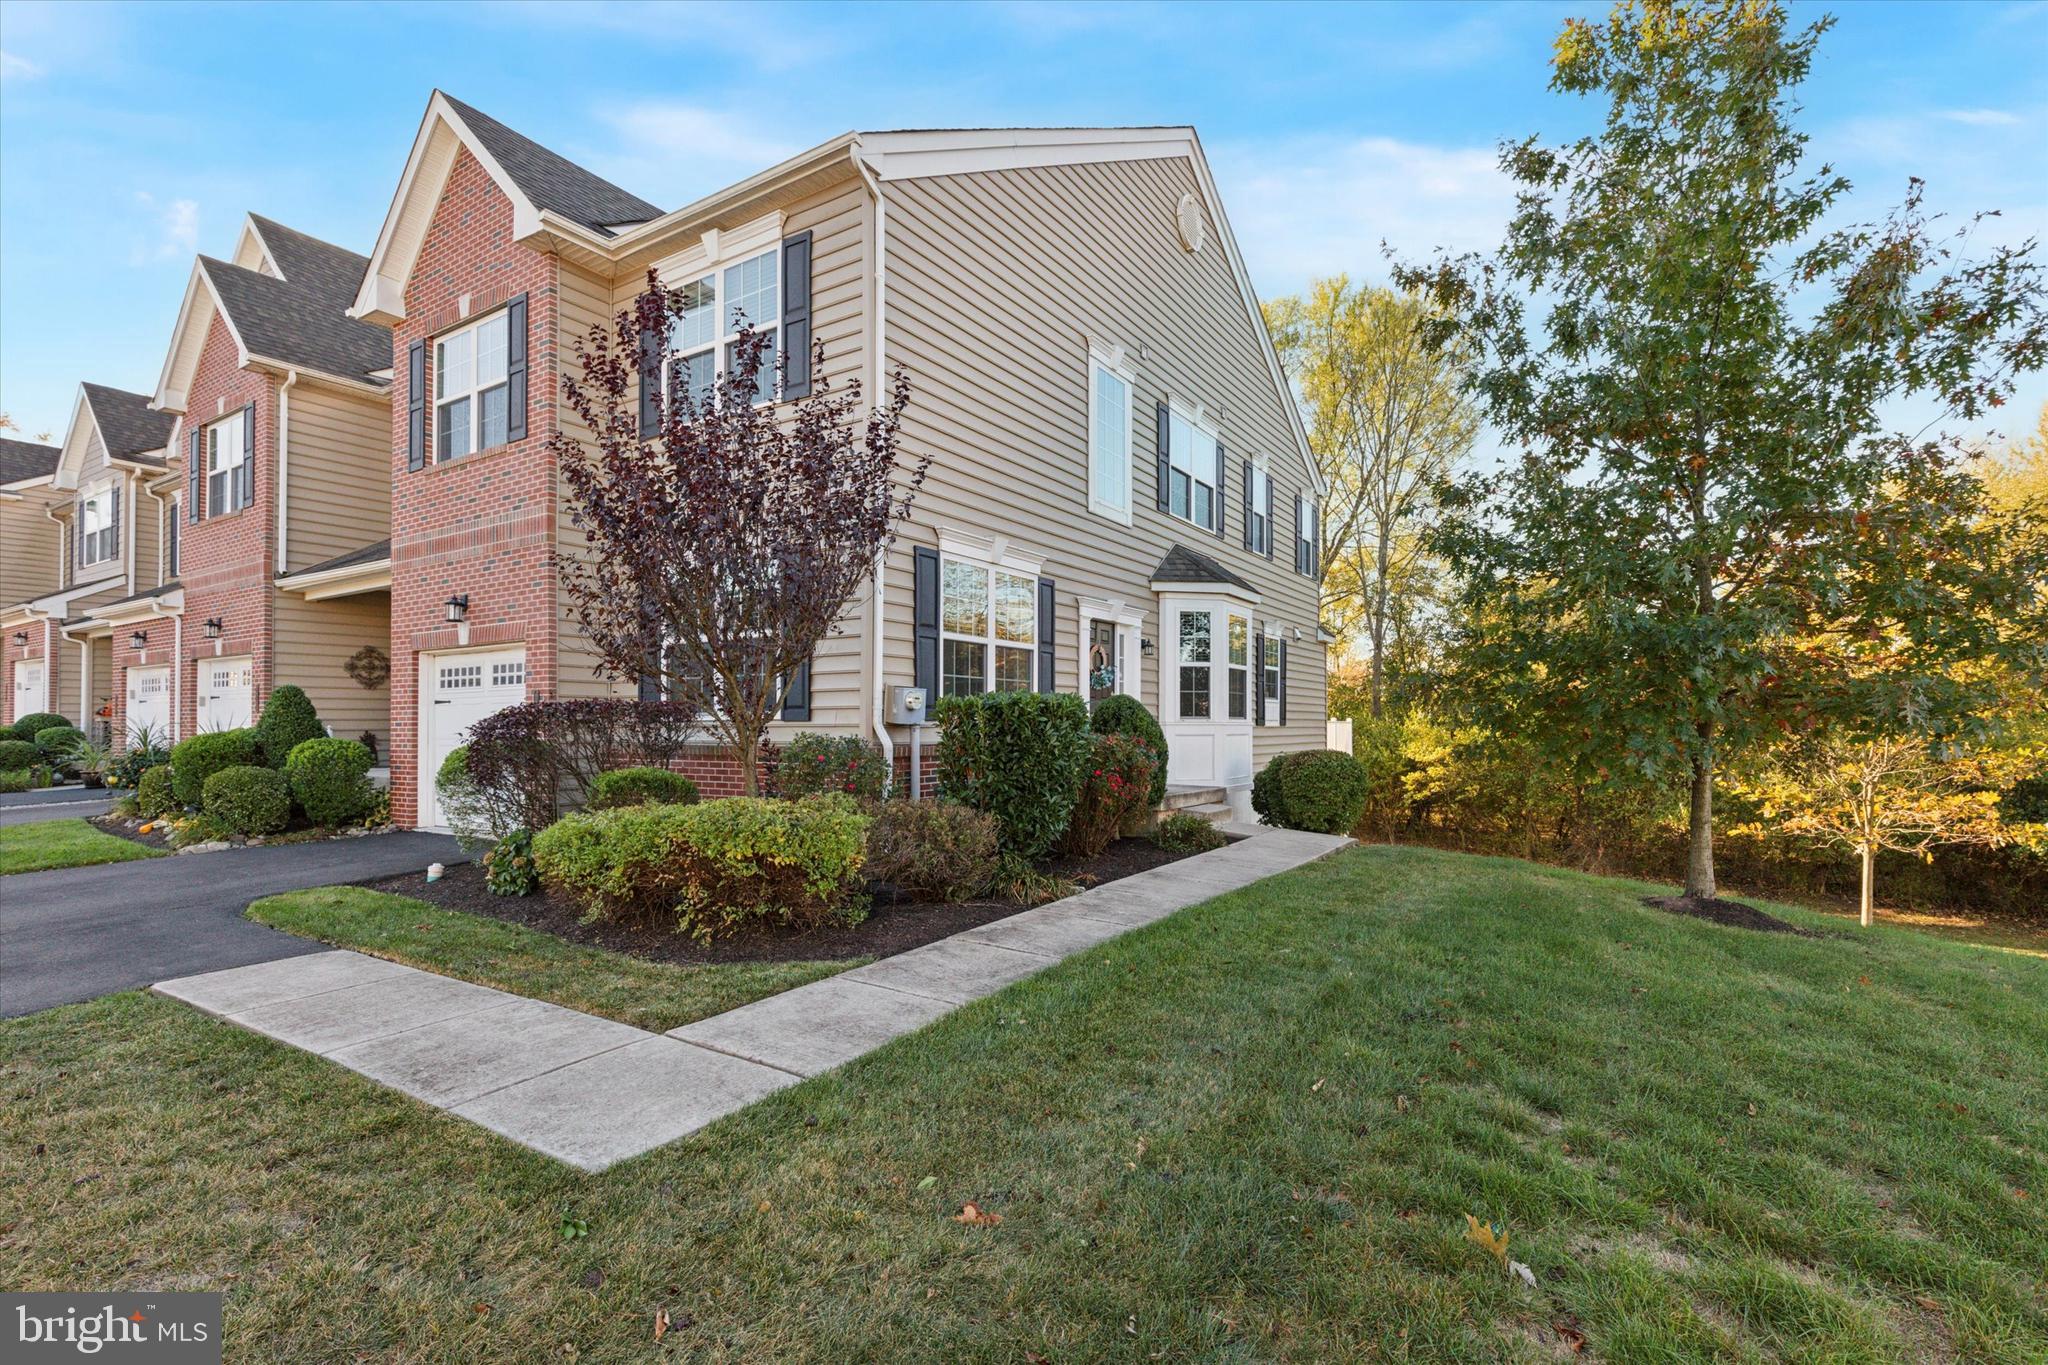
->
<box><xmin>1062</xmin><ymin>733</ymin><xmax>1159</xmax><ymax>857</ymax></box>
<box><xmin>484</xmin><ymin>828</ymin><xmax>541</xmax><ymax>897</ymax></box>
<box><xmin>932</xmin><ymin>691</ymin><xmax>1091</xmax><ymax>857</ymax></box>
<box><xmin>774</xmin><ymin>732</ymin><xmax>888</xmax><ymax>800</ymax></box>
<box><xmin>1089</xmin><ymin>695</ymin><xmax>1169</xmax><ymax>806</ymax></box>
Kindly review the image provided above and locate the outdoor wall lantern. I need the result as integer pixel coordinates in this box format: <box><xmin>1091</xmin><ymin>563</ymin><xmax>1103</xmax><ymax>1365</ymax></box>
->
<box><xmin>1140</xmin><ymin>637</ymin><xmax>1155</xmax><ymax>657</ymax></box>
<box><xmin>10</xmin><ymin>631</ymin><xmax>24</xmax><ymax>647</ymax></box>
<box><xmin>203</xmin><ymin>618</ymin><xmax>223</xmax><ymax>640</ymax></box>
<box><xmin>445</xmin><ymin>594</ymin><xmax>470</xmax><ymax>625</ymax></box>
<box><xmin>129</xmin><ymin>630</ymin><xmax>148</xmax><ymax>650</ymax></box>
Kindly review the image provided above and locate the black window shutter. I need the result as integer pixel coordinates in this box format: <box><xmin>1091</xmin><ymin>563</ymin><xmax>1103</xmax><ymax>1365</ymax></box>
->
<box><xmin>506</xmin><ymin>294</ymin><xmax>529</xmax><ymax>443</ymax></box>
<box><xmin>638</xmin><ymin>321</ymin><xmax>662</xmax><ymax>437</ymax></box>
<box><xmin>1212</xmin><ymin>440</ymin><xmax>1227</xmax><ymax>538</ymax></box>
<box><xmin>1264</xmin><ymin>477</ymin><xmax>1276</xmax><ymax>560</ymax></box>
<box><xmin>1154</xmin><ymin>400</ymin><xmax>1170</xmax><ymax>512</ymax></box>
<box><xmin>109</xmin><ymin>477</ymin><xmax>121</xmax><ymax>552</ymax></box>
<box><xmin>188</xmin><ymin>429</ymin><xmax>202</xmax><ymax>521</ymax></box>
<box><xmin>913</xmin><ymin>547</ymin><xmax>939</xmax><ymax>699</ymax></box>
<box><xmin>1252</xmin><ymin>627</ymin><xmax>1265</xmax><ymax>725</ymax></box>
<box><xmin>406</xmin><ymin>340</ymin><xmax>426</xmax><ymax>470</ymax></box>
<box><xmin>1279</xmin><ymin>640</ymin><xmax>1288</xmax><ymax>726</ymax></box>
<box><xmin>240</xmin><ymin>404</ymin><xmax>255</xmax><ymax>510</ymax></box>
<box><xmin>1037</xmin><ymin>577</ymin><xmax>1056</xmax><ymax>693</ymax></box>
<box><xmin>1241</xmin><ymin>461</ymin><xmax>1254</xmax><ymax>550</ymax></box>
<box><xmin>75</xmin><ymin>501</ymin><xmax>83</xmax><ymax>570</ymax></box>
<box><xmin>169</xmin><ymin>501</ymin><xmax>179</xmax><ymax>577</ymax></box>
<box><xmin>1293</xmin><ymin>493</ymin><xmax>1305</xmax><ymax>573</ymax></box>
<box><xmin>780</xmin><ymin>656</ymin><xmax>812</xmax><ymax>721</ymax></box>
<box><xmin>781</xmin><ymin>231</ymin><xmax>813</xmax><ymax>400</ymax></box>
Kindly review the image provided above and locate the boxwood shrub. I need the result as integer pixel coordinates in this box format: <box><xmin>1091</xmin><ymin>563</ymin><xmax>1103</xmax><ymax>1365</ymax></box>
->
<box><xmin>0</xmin><ymin>739</ymin><xmax>37</xmax><ymax>771</ymax></box>
<box><xmin>774</xmin><ymin>732</ymin><xmax>888</xmax><ymax>800</ymax></box>
<box><xmin>932</xmin><ymin>691</ymin><xmax>1090</xmax><ymax>857</ymax></box>
<box><xmin>202</xmin><ymin>764</ymin><xmax>292</xmax><ymax>836</ymax></box>
<box><xmin>32</xmin><ymin>724</ymin><xmax>85</xmax><ymax>762</ymax></box>
<box><xmin>284</xmin><ymin>737</ymin><xmax>375</xmax><ymax>826</ymax></box>
<box><xmin>0</xmin><ymin>769</ymin><xmax>31</xmax><ymax>793</ymax></box>
<box><xmin>137</xmin><ymin>764</ymin><xmax>179</xmax><ymax>818</ymax></box>
<box><xmin>533</xmin><ymin>795</ymin><xmax>869</xmax><ymax>938</ymax></box>
<box><xmin>1153</xmin><ymin>809</ymin><xmax>1227</xmax><ymax>853</ymax></box>
<box><xmin>1253</xmin><ymin>749</ymin><xmax>1370</xmax><ymax>835</ymax></box>
<box><xmin>864</xmin><ymin>799</ymin><xmax>1001</xmax><ymax>902</ymax></box>
<box><xmin>171</xmin><ymin>729</ymin><xmax>260</xmax><ymax>806</ymax></box>
<box><xmin>1088</xmin><ymin>694</ymin><xmax>1169</xmax><ymax>806</ymax></box>
<box><xmin>587</xmin><ymin>766</ymin><xmax>700</xmax><ymax>811</ymax></box>
<box><xmin>10</xmin><ymin>712</ymin><xmax>68</xmax><ymax>742</ymax></box>
<box><xmin>254</xmin><ymin>685</ymin><xmax>325</xmax><ymax>768</ymax></box>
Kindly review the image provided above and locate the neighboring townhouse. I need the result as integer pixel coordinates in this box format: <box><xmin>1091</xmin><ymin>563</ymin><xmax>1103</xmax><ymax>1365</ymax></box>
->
<box><xmin>352</xmin><ymin>94</ymin><xmax>1327</xmax><ymax>828</ymax></box>
<box><xmin>0</xmin><ymin>386</ymin><xmax>178</xmax><ymax>739</ymax></box>
<box><xmin>124</xmin><ymin>214</ymin><xmax>395</xmax><ymax>758</ymax></box>
<box><xmin>2</xmin><ymin>436</ymin><xmax>66</xmax><ymax>724</ymax></box>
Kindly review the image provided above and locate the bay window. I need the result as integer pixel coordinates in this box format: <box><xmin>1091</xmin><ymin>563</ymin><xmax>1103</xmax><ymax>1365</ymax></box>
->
<box><xmin>1177</xmin><ymin>610</ymin><xmax>1212</xmax><ymax>718</ymax></box>
<box><xmin>207</xmin><ymin>414</ymin><xmax>249</xmax><ymax>514</ymax></box>
<box><xmin>667</xmin><ymin>247</ymin><xmax>779</xmax><ymax>411</ymax></box>
<box><xmin>1227</xmin><ymin>614</ymin><xmax>1248</xmax><ymax>719</ymax></box>
<box><xmin>79</xmin><ymin>485</ymin><xmax>118</xmax><ymax>565</ymax></box>
<box><xmin>1088</xmin><ymin>349</ymin><xmax>1133</xmax><ymax>522</ymax></box>
<box><xmin>940</xmin><ymin>556</ymin><xmax>1036</xmax><ymax>697</ymax></box>
<box><xmin>1167</xmin><ymin>405</ymin><xmax>1222</xmax><ymax>531</ymax></box>
<box><xmin>435</xmin><ymin>309</ymin><xmax>510</xmax><ymax>462</ymax></box>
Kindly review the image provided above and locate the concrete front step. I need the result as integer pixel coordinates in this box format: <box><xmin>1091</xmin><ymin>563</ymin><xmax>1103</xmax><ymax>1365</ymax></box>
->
<box><xmin>1159</xmin><ymin>785</ymin><xmax>1227</xmax><ymax>812</ymax></box>
<box><xmin>1177</xmin><ymin>802</ymin><xmax>1235</xmax><ymax>825</ymax></box>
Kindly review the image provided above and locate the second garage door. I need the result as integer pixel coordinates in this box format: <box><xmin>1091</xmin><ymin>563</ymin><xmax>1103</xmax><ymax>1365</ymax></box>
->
<box><xmin>418</xmin><ymin>646</ymin><xmax>527</xmax><ymax>829</ymax></box>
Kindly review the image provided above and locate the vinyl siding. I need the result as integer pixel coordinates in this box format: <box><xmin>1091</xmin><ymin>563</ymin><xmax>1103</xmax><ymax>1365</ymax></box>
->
<box><xmin>274</xmin><ymin>590</ymin><xmax>393</xmax><ymax>753</ymax></box>
<box><xmin>0</xmin><ymin>485</ymin><xmax>64</xmax><ymax>606</ymax></box>
<box><xmin>877</xmin><ymin>155</ymin><xmax>1327</xmax><ymax>764</ymax></box>
<box><xmin>284</xmin><ymin>382</ymin><xmax>392</xmax><ymax>574</ymax></box>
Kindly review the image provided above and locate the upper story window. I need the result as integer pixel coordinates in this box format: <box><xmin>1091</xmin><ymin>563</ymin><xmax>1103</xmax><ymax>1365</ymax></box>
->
<box><xmin>1166</xmin><ymin>405</ymin><xmax>1222</xmax><ymax>532</ymax></box>
<box><xmin>1297</xmin><ymin>498</ymin><xmax>1318</xmax><ymax>576</ymax></box>
<box><xmin>208</xmin><ymin>412</ymin><xmax>250</xmax><ymax>513</ymax></box>
<box><xmin>940</xmin><ymin>554</ymin><xmax>1037</xmax><ymax>698</ymax></box>
<box><xmin>667</xmin><ymin>247</ymin><xmax>779</xmax><ymax>411</ymax></box>
<box><xmin>1088</xmin><ymin>348</ymin><xmax>1133</xmax><ymax>523</ymax></box>
<box><xmin>79</xmin><ymin>485</ymin><xmax>118</xmax><ymax>566</ymax></box>
<box><xmin>436</xmin><ymin>310</ymin><xmax>510</xmax><ymax>462</ymax></box>
<box><xmin>1249</xmin><ymin>465</ymin><xmax>1272</xmax><ymax>555</ymax></box>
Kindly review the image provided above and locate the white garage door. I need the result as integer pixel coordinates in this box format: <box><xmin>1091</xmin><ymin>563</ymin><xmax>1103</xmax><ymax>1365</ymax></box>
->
<box><xmin>126</xmin><ymin>665</ymin><xmax>171</xmax><ymax>745</ymax></box>
<box><xmin>12</xmin><ymin>659</ymin><xmax>45</xmax><ymax>720</ymax></box>
<box><xmin>419</xmin><ymin>646</ymin><xmax>527</xmax><ymax>830</ymax></box>
<box><xmin>198</xmin><ymin>656</ymin><xmax>253</xmax><ymax>733</ymax></box>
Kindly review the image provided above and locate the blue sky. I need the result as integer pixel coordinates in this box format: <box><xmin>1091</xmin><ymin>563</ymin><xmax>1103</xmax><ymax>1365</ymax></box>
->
<box><xmin>2</xmin><ymin>0</ymin><xmax>2044</xmax><ymax>447</ymax></box>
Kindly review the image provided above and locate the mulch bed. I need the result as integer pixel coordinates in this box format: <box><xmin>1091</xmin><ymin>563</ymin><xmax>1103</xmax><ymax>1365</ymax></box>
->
<box><xmin>88</xmin><ymin>811</ymin><xmax>386</xmax><ymax>854</ymax></box>
<box><xmin>1643</xmin><ymin>894</ymin><xmax>1823</xmax><ymax>937</ymax></box>
<box><xmin>355</xmin><ymin>836</ymin><xmax>1215</xmax><ymax>967</ymax></box>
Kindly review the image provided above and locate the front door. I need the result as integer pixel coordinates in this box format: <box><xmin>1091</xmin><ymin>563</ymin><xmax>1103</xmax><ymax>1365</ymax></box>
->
<box><xmin>419</xmin><ymin>646</ymin><xmax>527</xmax><ymax>829</ymax></box>
<box><xmin>198</xmin><ymin>656</ymin><xmax>253</xmax><ymax>732</ymax></box>
<box><xmin>12</xmin><ymin>659</ymin><xmax>44</xmax><ymax>720</ymax></box>
<box><xmin>126</xmin><ymin>666</ymin><xmax>171</xmax><ymax>744</ymax></box>
<box><xmin>1160</xmin><ymin>598</ymin><xmax>1254</xmax><ymax>788</ymax></box>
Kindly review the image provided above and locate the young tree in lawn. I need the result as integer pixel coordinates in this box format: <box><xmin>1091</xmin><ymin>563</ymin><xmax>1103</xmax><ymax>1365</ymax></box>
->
<box><xmin>1266</xmin><ymin>281</ymin><xmax>1477</xmax><ymax>717</ymax></box>
<box><xmin>1395</xmin><ymin>0</ymin><xmax>2048</xmax><ymax>901</ymax></box>
<box><xmin>551</xmin><ymin>274</ymin><xmax>925</xmax><ymax>796</ymax></box>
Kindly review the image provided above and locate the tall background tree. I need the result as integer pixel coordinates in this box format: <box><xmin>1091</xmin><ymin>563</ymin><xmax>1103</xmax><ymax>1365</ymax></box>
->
<box><xmin>551</xmin><ymin>279</ymin><xmax>924</xmax><ymax>796</ymax></box>
<box><xmin>1266</xmin><ymin>280</ymin><xmax>1477</xmax><ymax>717</ymax></box>
<box><xmin>1396</xmin><ymin>0</ymin><xmax>2048</xmax><ymax>902</ymax></box>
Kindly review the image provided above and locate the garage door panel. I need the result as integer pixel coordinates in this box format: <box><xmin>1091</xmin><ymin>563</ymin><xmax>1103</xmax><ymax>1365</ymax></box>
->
<box><xmin>421</xmin><ymin>647</ymin><xmax>527</xmax><ymax>829</ymax></box>
<box><xmin>126</xmin><ymin>666</ymin><xmax>171</xmax><ymax>743</ymax></box>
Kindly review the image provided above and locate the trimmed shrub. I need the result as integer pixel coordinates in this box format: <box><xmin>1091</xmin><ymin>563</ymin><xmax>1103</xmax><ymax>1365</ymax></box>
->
<box><xmin>1089</xmin><ymin>694</ymin><xmax>1169</xmax><ymax>806</ymax></box>
<box><xmin>0</xmin><ymin>769</ymin><xmax>30</xmax><ymax>794</ymax></box>
<box><xmin>285</xmin><ymin>737</ymin><xmax>375</xmax><ymax>826</ymax></box>
<box><xmin>864</xmin><ymin>799</ymin><xmax>1001</xmax><ymax>902</ymax></box>
<box><xmin>534</xmin><ymin>796</ymin><xmax>869</xmax><ymax>937</ymax></box>
<box><xmin>137</xmin><ymin>764</ymin><xmax>178</xmax><ymax>818</ymax></box>
<box><xmin>1154</xmin><ymin>810</ymin><xmax>1227</xmax><ymax>854</ymax></box>
<box><xmin>1255</xmin><ymin>749</ymin><xmax>1370</xmax><ymax>835</ymax></box>
<box><xmin>0</xmin><ymin>739</ymin><xmax>37</xmax><ymax>771</ymax></box>
<box><xmin>170</xmin><ymin>729</ymin><xmax>260</xmax><ymax>806</ymax></box>
<box><xmin>463</xmin><ymin>699</ymin><xmax>705</xmax><ymax>831</ymax></box>
<box><xmin>1062</xmin><ymin>733</ymin><xmax>1159</xmax><ymax>858</ymax></box>
<box><xmin>33</xmin><ymin>725</ymin><xmax>85</xmax><ymax>762</ymax></box>
<box><xmin>775</xmin><ymin>732</ymin><xmax>888</xmax><ymax>801</ymax></box>
<box><xmin>202</xmin><ymin>764</ymin><xmax>291</xmax><ymax>836</ymax></box>
<box><xmin>11</xmin><ymin>712</ymin><xmax>68</xmax><ymax>742</ymax></box>
<box><xmin>588</xmin><ymin>766</ymin><xmax>700</xmax><ymax>811</ymax></box>
<box><xmin>253</xmin><ymin>685</ymin><xmax>325</xmax><ymax>768</ymax></box>
<box><xmin>484</xmin><ymin>828</ymin><xmax>540</xmax><ymax>897</ymax></box>
<box><xmin>932</xmin><ymin>691</ymin><xmax>1091</xmax><ymax>857</ymax></box>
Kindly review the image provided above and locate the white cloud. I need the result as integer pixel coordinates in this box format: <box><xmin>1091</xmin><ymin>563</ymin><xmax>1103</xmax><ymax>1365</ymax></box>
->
<box><xmin>129</xmin><ymin>191</ymin><xmax>197</xmax><ymax>264</ymax></box>
<box><xmin>1209</xmin><ymin>134</ymin><xmax>1517</xmax><ymax>299</ymax></box>
<box><xmin>587</xmin><ymin>102</ymin><xmax>801</xmax><ymax>206</ymax></box>
<box><xmin>0</xmin><ymin>49</ymin><xmax>40</xmax><ymax>80</ymax></box>
<box><xmin>1938</xmin><ymin>108</ymin><xmax>2022</xmax><ymax>127</ymax></box>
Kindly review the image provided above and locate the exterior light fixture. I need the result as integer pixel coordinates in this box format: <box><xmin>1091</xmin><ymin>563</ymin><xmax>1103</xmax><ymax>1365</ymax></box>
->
<box><xmin>445</xmin><ymin>594</ymin><xmax>469</xmax><ymax>624</ymax></box>
<box><xmin>10</xmin><ymin>631</ymin><xmax>24</xmax><ymax>647</ymax></box>
<box><xmin>129</xmin><ymin>630</ymin><xmax>149</xmax><ymax>650</ymax></box>
<box><xmin>203</xmin><ymin>618</ymin><xmax>223</xmax><ymax>640</ymax></box>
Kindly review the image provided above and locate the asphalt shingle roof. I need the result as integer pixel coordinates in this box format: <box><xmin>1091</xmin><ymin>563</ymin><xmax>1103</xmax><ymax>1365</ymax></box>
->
<box><xmin>81</xmin><ymin>384</ymin><xmax>176</xmax><ymax>466</ymax></box>
<box><xmin>441</xmin><ymin>93</ymin><xmax>661</xmax><ymax>235</ymax></box>
<box><xmin>201</xmin><ymin>221</ymin><xmax>391</xmax><ymax>385</ymax></box>
<box><xmin>0</xmin><ymin>437</ymin><xmax>61</xmax><ymax>486</ymax></box>
<box><xmin>284</xmin><ymin>539</ymin><xmax>390</xmax><ymax>578</ymax></box>
<box><xmin>1151</xmin><ymin>543</ymin><xmax>1256</xmax><ymax>593</ymax></box>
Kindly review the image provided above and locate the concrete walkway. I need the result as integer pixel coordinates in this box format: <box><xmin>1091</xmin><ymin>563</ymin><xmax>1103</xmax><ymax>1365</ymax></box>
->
<box><xmin>154</xmin><ymin>827</ymin><xmax>1350</xmax><ymax>1172</ymax></box>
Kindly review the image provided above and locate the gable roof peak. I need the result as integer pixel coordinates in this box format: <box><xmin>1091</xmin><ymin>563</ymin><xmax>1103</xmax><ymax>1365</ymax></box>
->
<box><xmin>436</xmin><ymin>91</ymin><xmax>660</xmax><ymax>236</ymax></box>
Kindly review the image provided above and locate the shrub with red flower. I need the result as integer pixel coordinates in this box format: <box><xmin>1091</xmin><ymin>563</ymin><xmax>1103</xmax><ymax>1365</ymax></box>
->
<box><xmin>1062</xmin><ymin>733</ymin><xmax>1158</xmax><ymax>857</ymax></box>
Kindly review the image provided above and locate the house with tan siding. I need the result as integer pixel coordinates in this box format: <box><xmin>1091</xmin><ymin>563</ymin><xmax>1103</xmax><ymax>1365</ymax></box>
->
<box><xmin>352</xmin><ymin>95</ymin><xmax>1328</xmax><ymax>828</ymax></box>
<box><xmin>2</xmin><ymin>437</ymin><xmax>67</xmax><ymax>724</ymax></box>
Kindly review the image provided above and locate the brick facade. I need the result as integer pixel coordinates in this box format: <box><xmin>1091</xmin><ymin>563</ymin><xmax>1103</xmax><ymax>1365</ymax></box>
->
<box><xmin>387</xmin><ymin>148</ymin><xmax>561</xmax><ymax>827</ymax></box>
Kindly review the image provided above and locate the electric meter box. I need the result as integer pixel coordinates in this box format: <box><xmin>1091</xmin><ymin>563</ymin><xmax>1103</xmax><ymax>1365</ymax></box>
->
<box><xmin>888</xmin><ymin>686</ymin><xmax>927</xmax><ymax>725</ymax></box>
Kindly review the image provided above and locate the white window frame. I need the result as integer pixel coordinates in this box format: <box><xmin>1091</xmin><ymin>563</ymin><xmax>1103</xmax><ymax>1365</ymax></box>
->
<box><xmin>207</xmin><ymin>413</ymin><xmax>248</xmax><ymax>514</ymax></box>
<box><xmin>1226</xmin><ymin>612</ymin><xmax>1249</xmax><ymax>721</ymax></box>
<box><xmin>665</xmin><ymin>245</ymin><xmax>781</xmax><ymax>412</ymax></box>
<box><xmin>1249</xmin><ymin>463</ymin><xmax>1272</xmax><ymax>555</ymax></box>
<box><xmin>1166</xmin><ymin>401</ymin><xmax>1223</xmax><ymax>532</ymax></box>
<box><xmin>935</xmin><ymin>532</ymin><xmax>1041</xmax><ymax>700</ymax></box>
<box><xmin>78</xmin><ymin>482</ymin><xmax>119</xmax><ymax>566</ymax></box>
<box><xmin>1261</xmin><ymin>628</ymin><xmax>1283</xmax><ymax>728</ymax></box>
<box><xmin>434</xmin><ymin>309</ymin><xmax>512</xmax><ymax>463</ymax></box>
<box><xmin>1086</xmin><ymin>343</ymin><xmax>1135</xmax><ymax>525</ymax></box>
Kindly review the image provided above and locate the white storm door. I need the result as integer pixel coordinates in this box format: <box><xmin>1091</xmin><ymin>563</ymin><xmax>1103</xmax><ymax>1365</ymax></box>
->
<box><xmin>1160</xmin><ymin>599</ymin><xmax>1254</xmax><ymax>789</ymax></box>
<box><xmin>12</xmin><ymin>660</ymin><xmax>45</xmax><ymax>718</ymax></box>
<box><xmin>126</xmin><ymin>666</ymin><xmax>171</xmax><ymax>742</ymax></box>
<box><xmin>419</xmin><ymin>647</ymin><xmax>527</xmax><ymax>829</ymax></box>
<box><xmin>199</xmin><ymin>656</ymin><xmax>253</xmax><ymax>732</ymax></box>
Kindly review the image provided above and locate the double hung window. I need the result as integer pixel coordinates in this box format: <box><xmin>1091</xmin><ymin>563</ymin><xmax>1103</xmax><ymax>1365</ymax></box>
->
<box><xmin>940</xmin><ymin>556</ymin><xmax>1036</xmax><ymax>697</ymax></box>
<box><xmin>435</xmin><ymin>311</ymin><xmax>510</xmax><ymax>462</ymax></box>
<box><xmin>668</xmin><ymin>247</ymin><xmax>780</xmax><ymax>411</ymax></box>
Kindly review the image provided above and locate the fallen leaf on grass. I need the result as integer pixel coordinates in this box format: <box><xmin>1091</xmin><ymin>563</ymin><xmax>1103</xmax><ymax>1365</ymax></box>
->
<box><xmin>955</xmin><ymin>1202</ymin><xmax>1002</xmax><ymax>1227</ymax></box>
<box><xmin>1553</xmin><ymin>1321</ymin><xmax>1587</xmax><ymax>1352</ymax></box>
<box><xmin>1915</xmin><ymin>1296</ymin><xmax>1943</xmax><ymax>1313</ymax></box>
<box><xmin>472</xmin><ymin>1303</ymin><xmax>490</xmax><ymax>1316</ymax></box>
<box><xmin>1311</xmin><ymin>1077</ymin><xmax>1325</xmax><ymax>1092</ymax></box>
<box><xmin>653</xmin><ymin>1308</ymin><xmax>669</xmax><ymax>1342</ymax></box>
<box><xmin>1395</xmin><ymin>1093</ymin><xmax>1410</xmax><ymax>1112</ymax></box>
<box><xmin>1508</xmin><ymin>1260</ymin><xmax>1537</xmax><ymax>1287</ymax></box>
<box><xmin>916</xmin><ymin>1175</ymin><xmax>937</xmax><ymax>1190</ymax></box>
<box><xmin>1746</xmin><ymin>1103</ymin><xmax>1758</xmax><ymax>1117</ymax></box>
<box><xmin>1465</xmin><ymin>1214</ymin><xmax>1509</xmax><ymax>1262</ymax></box>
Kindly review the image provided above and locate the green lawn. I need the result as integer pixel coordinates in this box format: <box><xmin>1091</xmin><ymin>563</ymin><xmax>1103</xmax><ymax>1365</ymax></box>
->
<box><xmin>247</xmin><ymin>886</ymin><xmax>859</xmax><ymax>1033</ymax></box>
<box><xmin>5</xmin><ymin>846</ymin><xmax>2043</xmax><ymax>1361</ymax></box>
<box><xmin>0</xmin><ymin>817</ymin><xmax>164</xmax><ymax>875</ymax></box>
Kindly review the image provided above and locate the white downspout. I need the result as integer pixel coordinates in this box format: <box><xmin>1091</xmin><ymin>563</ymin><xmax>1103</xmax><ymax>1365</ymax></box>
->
<box><xmin>143</xmin><ymin>483</ymin><xmax>170</xmax><ymax>587</ymax></box>
<box><xmin>855</xmin><ymin>149</ymin><xmax>891</xmax><ymax>787</ymax></box>
<box><xmin>124</xmin><ymin>476</ymin><xmax>136</xmax><ymax>594</ymax></box>
<box><xmin>277</xmin><ymin>370</ymin><xmax>300</xmax><ymax>572</ymax></box>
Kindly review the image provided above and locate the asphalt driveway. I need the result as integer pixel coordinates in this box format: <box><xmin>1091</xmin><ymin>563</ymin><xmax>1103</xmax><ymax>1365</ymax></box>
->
<box><xmin>0</xmin><ymin>797</ymin><xmax>114</xmax><ymax>827</ymax></box>
<box><xmin>1</xmin><ymin>831</ymin><xmax>464</xmax><ymax>1018</ymax></box>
